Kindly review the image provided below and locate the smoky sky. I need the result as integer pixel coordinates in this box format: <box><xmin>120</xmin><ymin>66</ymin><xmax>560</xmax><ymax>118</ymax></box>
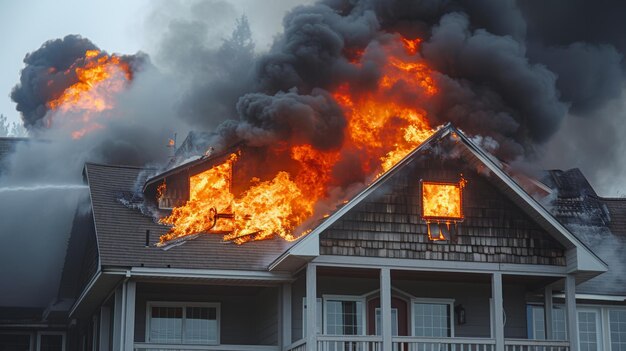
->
<box><xmin>154</xmin><ymin>0</ymin><xmax>624</xmax><ymax>169</ymax></box>
<box><xmin>10</xmin><ymin>35</ymin><xmax>146</xmax><ymax>130</ymax></box>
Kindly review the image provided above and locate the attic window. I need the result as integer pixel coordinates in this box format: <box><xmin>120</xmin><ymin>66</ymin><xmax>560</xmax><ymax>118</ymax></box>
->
<box><xmin>421</xmin><ymin>179</ymin><xmax>466</xmax><ymax>241</ymax></box>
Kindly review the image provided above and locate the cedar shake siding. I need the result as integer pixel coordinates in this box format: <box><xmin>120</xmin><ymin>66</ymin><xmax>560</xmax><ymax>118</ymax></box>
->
<box><xmin>320</xmin><ymin>157</ymin><xmax>566</xmax><ymax>265</ymax></box>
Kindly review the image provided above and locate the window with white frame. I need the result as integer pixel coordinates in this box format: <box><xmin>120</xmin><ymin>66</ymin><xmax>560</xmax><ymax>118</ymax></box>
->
<box><xmin>578</xmin><ymin>310</ymin><xmax>600</xmax><ymax>351</ymax></box>
<box><xmin>412</xmin><ymin>299</ymin><xmax>453</xmax><ymax>337</ymax></box>
<box><xmin>527</xmin><ymin>305</ymin><xmax>567</xmax><ymax>340</ymax></box>
<box><xmin>147</xmin><ymin>302</ymin><xmax>219</xmax><ymax>345</ymax></box>
<box><xmin>323</xmin><ymin>296</ymin><xmax>365</xmax><ymax>335</ymax></box>
<box><xmin>609</xmin><ymin>310</ymin><xmax>626</xmax><ymax>351</ymax></box>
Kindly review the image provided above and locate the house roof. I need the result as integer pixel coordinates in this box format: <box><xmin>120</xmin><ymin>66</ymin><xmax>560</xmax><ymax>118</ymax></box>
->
<box><xmin>271</xmin><ymin>124</ymin><xmax>608</xmax><ymax>275</ymax></box>
<box><xmin>84</xmin><ymin>162</ymin><xmax>291</xmax><ymax>272</ymax></box>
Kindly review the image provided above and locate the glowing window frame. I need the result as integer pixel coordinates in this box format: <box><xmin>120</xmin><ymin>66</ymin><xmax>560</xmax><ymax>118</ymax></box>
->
<box><xmin>420</xmin><ymin>179</ymin><xmax>465</xmax><ymax>221</ymax></box>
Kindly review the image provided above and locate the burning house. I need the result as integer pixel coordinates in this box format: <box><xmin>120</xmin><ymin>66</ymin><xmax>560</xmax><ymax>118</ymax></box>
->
<box><xmin>3</xmin><ymin>124</ymin><xmax>625</xmax><ymax>351</ymax></box>
<box><xmin>2</xmin><ymin>1</ymin><xmax>626</xmax><ymax>351</ymax></box>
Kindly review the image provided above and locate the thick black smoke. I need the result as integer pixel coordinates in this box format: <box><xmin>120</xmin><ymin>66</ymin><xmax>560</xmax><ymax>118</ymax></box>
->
<box><xmin>10</xmin><ymin>34</ymin><xmax>144</xmax><ymax>130</ymax></box>
<box><xmin>161</xmin><ymin>0</ymin><xmax>621</xmax><ymax>170</ymax></box>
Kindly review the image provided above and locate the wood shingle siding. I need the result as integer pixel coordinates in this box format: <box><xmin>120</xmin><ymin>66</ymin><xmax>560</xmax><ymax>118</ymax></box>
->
<box><xmin>320</xmin><ymin>157</ymin><xmax>566</xmax><ymax>265</ymax></box>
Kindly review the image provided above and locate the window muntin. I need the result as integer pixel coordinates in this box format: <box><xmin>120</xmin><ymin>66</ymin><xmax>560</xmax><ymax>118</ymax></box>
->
<box><xmin>412</xmin><ymin>300</ymin><xmax>453</xmax><ymax>337</ymax></box>
<box><xmin>323</xmin><ymin>296</ymin><xmax>365</xmax><ymax>336</ymax></box>
<box><xmin>147</xmin><ymin>303</ymin><xmax>219</xmax><ymax>345</ymax></box>
<box><xmin>610</xmin><ymin>310</ymin><xmax>626</xmax><ymax>351</ymax></box>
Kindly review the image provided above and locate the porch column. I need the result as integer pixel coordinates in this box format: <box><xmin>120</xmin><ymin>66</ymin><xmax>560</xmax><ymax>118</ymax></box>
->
<box><xmin>492</xmin><ymin>273</ymin><xmax>504</xmax><ymax>351</ymax></box>
<box><xmin>544</xmin><ymin>287</ymin><xmax>553</xmax><ymax>340</ymax></box>
<box><xmin>565</xmin><ymin>275</ymin><xmax>579</xmax><ymax>351</ymax></box>
<box><xmin>282</xmin><ymin>283</ymin><xmax>292</xmax><ymax>350</ymax></box>
<box><xmin>112</xmin><ymin>286</ymin><xmax>123</xmax><ymax>351</ymax></box>
<box><xmin>123</xmin><ymin>280</ymin><xmax>136</xmax><ymax>351</ymax></box>
<box><xmin>306</xmin><ymin>264</ymin><xmax>317</xmax><ymax>351</ymax></box>
<box><xmin>380</xmin><ymin>268</ymin><xmax>392</xmax><ymax>351</ymax></box>
<box><xmin>99</xmin><ymin>306</ymin><xmax>111</xmax><ymax>351</ymax></box>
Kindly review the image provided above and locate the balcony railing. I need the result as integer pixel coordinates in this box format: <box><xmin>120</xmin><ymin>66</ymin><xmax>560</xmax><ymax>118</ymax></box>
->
<box><xmin>504</xmin><ymin>339</ymin><xmax>570</xmax><ymax>351</ymax></box>
<box><xmin>133</xmin><ymin>343</ymin><xmax>279</xmax><ymax>351</ymax></box>
<box><xmin>317</xmin><ymin>335</ymin><xmax>383</xmax><ymax>351</ymax></box>
<box><xmin>392</xmin><ymin>337</ymin><xmax>496</xmax><ymax>351</ymax></box>
<box><xmin>285</xmin><ymin>337</ymin><xmax>569</xmax><ymax>351</ymax></box>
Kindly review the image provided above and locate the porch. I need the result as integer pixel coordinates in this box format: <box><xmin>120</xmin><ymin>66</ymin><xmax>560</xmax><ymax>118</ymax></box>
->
<box><xmin>286</xmin><ymin>262</ymin><xmax>578</xmax><ymax>351</ymax></box>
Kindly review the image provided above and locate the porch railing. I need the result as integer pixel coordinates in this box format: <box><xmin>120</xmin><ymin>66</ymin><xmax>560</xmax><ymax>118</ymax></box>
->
<box><xmin>504</xmin><ymin>339</ymin><xmax>570</xmax><ymax>351</ymax></box>
<box><xmin>317</xmin><ymin>335</ymin><xmax>383</xmax><ymax>351</ymax></box>
<box><xmin>286</xmin><ymin>337</ymin><xmax>570</xmax><ymax>351</ymax></box>
<box><xmin>133</xmin><ymin>342</ymin><xmax>279</xmax><ymax>351</ymax></box>
<box><xmin>391</xmin><ymin>337</ymin><xmax>495</xmax><ymax>351</ymax></box>
<box><xmin>286</xmin><ymin>339</ymin><xmax>307</xmax><ymax>351</ymax></box>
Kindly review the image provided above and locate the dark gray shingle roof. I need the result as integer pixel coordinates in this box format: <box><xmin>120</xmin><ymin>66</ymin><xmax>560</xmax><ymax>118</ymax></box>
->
<box><xmin>85</xmin><ymin>163</ymin><xmax>291</xmax><ymax>271</ymax></box>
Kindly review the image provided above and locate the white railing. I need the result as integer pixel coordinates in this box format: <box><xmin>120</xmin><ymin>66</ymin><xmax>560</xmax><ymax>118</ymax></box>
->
<box><xmin>134</xmin><ymin>343</ymin><xmax>280</xmax><ymax>351</ymax></box>
<box><xmin>504</xmin><ymin>339</ymin><xmax>570</xmax><ymax>351</ymax></box>
<box><xmin>391</xmin><ymin>337</ymin><xmax>496</xmax><ymax>351</ymax></box>
<box><xmin>317</xmin><ymin>335</ymin><xmax>383</xmax><ymax>351</ymax></box>
<box><xmin>286</xmin><ymin>339</ymin><xmax>307</xmax><ymax>351</ymax></box>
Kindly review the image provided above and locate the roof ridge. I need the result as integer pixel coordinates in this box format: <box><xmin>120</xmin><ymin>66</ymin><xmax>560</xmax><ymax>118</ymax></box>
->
<box><xmin>84</xmin><ymin>162</ymin><xmax>155</xmax><ymax>171</ymax></box>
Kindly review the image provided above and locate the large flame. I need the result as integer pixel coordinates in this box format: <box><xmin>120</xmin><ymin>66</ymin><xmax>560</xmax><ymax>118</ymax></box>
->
<box><xmin>46</xmin><ymin>49</ymin><xmax>131</xmax><ymax>139</ymax></box>
<box><xmin>159</xmin><ymin>35</ymin><xmax>440</xmax><ymax>245</ymax></box>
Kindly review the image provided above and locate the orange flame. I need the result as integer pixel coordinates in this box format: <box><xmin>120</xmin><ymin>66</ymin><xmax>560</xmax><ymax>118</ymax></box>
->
<box><xmin>46</xmin><ymin>49</ymin><xmax>131</xmax><ymax>139</ymax></box>
<box><xmin>159</xmin><ymin>35</ymin><xmax>441</xmax><ymax>245</ymax></box>
<box><xmin>422</xmin><ymin>180</ymin><xmax>466</xmax><ymax>220</ymax></box>
<box><xmin>333</xmin><ymin>36</ymin><xmax>437</xmax><ymax>176</ymax></box>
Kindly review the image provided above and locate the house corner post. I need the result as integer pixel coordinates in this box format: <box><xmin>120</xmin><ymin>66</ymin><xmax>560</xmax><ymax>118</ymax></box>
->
<box><xmin>492</xmin><ymin>272</ymin><xmax>504</xmax><ymax>351</ymax></box>
<box><xmin>306</xmin><ymin>264</ymin><xmax>317</xmax><ymax>351</ymax></box>
<box><xmin>112</xmin><ymin>286</ymin><xmax>123</xmax><ymax>351</ymax></box>
<box><xmin>282</xmin><ymin>283</ymin><xmax>292</xmax><ymax>350</ymax></box>
<box><xmin>565</xmin><ymin>275</ymin><xmax>579</xmax><ymax>351</ymax></box>
<box><xmin>123</xmin><ymin>280</ymin><xmax>136</xmax><ymax>351</ymax></box>
<box><xmin>380</xmin><ymin>268</ymin><xmax>392</xmax><ymax>351</ymax></box>
<box><xmin>544</xmin><ymin>287</ymin><xmax>553</xmax><ymax>340</ymax></box>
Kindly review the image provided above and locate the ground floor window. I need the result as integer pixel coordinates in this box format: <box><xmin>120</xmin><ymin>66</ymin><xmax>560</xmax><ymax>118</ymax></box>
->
<box><xmin>412</xmin><ymin>299</ymin><xmax>453</xmax><ymax>337</ymax></box>
<box><xmin>147</xmin><ymin>302</ymin><xmax>219</xmax><ymax>345</ymax></box>
<box><xmin>527</xmin><ymin>305</ymin><xmax>567</xmax><ymax>340</ymax></box>
<box><xmin>578</xmin><ymin>310</ymin><xmax>600</xmax><ymax>351</ymax></box>
<box><xmin>324</xmin><ymin>296</ymin><xmax>365</xmax><ymax>335</ymax></box>
<box><xmin>610</xmin><ymin>310</ymin><xmax>626</xmax><ymax>351</ymax></box>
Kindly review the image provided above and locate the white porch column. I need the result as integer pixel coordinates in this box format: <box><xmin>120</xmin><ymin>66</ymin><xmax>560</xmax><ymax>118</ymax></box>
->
<box><xmin>123</xmin><ymin>280</ymin><xmax>136</xmax><ymax>351</ymax></box>
<box><xmin>565</xmin><ymin>275</ymin><xmax>579</xmax><ymax>351</ymax></box>
<box><xmin>99</xmin><ymin>306</ymin><xmax>111</xmax><ymax>351</ymax></box>
<box><xmin>306</xmin><ymin>264</ymin><xmax>317</xmax><ymax>351</ymax></box>
<box><xmin>282</xmin><ymin>283</ymin><xmax>292</xmax><ymax>350</ymax></box>
<box><xmin>492</xmin><ymin>273</ymin><xmax>504</xmax><ymax>351</ymax></box>
<box><xmin>112</xmin><ymin>286</ymin><xmax>123</xmax><ymax>351</ymax></box>
<box><xmin>544</xmin><ymin>287</ymin><xmax>553</xmax><ymax>340</ymax></box>
<box><xmin>380</xmin><ymin>268</ymin><xmax>392</xmax><ymax>351</ymax></box>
